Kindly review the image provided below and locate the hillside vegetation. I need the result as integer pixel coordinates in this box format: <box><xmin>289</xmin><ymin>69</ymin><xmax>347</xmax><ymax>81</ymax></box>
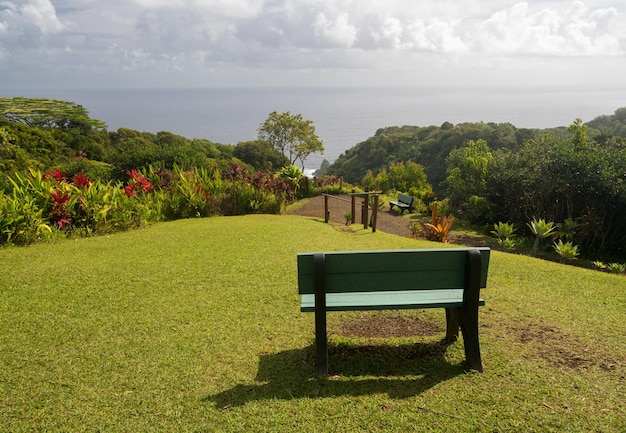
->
<box><xmin>2</xmin><ymin>97</ymin><xmax>626</xmax><ymax>259</ymax></box>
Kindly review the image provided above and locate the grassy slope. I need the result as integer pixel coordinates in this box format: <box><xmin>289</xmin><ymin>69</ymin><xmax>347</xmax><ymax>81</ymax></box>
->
<box><xmin>1</xmin><ymin>215</ymin><xmax>624</xmax><ymax>432</ymax></box>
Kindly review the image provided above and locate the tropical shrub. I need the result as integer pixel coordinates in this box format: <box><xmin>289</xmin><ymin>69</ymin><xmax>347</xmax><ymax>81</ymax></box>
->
<box><xmin>553</xmin><ymin>240</ymin><xmax>580</xmax><ymax>261</ymax></box>
<box><xmin>491</xmin><ymin>222</ymin><xmax>516</xmax><ymax>250</ymax></box>
<box><xmin>361</xmin><ymin>161</ymin><xmax>432</xmax><ymax>198</ymax></box>
<box><xmin>607</xmin><ymin>263</ymin><xmax>626</xmax><ymax>274</ymax></box>
<box><xmin>528</xmin><ymin>218</ymin><xmax>556</xmax><ymax>257</ymax></box>
<box><xmin>412</xmin><ymin>202</ymin><xmax>454</xmax><ymax>243</ymax></box>
<box><xmin>0</xmin><ymin>163</ymin><xmax>293</xmax><ymax>246</ymax></box>
<box><xmin>313</xmin><ymin>175</ymin><xmax>344</xmax><ymax>195</ymax></box>
<box><xmin>556</xmin><ymin>218</ymin><xmax>578</xmax><ymax>243</ymax></box>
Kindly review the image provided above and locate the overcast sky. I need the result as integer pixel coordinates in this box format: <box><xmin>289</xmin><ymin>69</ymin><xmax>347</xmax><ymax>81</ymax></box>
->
<box><xmin>1</xmin><ymin>0</ymin><xmax>625</xmax><ymax>89</ymax></box>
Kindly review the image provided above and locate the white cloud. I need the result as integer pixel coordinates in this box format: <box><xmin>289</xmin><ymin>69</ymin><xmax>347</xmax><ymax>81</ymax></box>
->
<box><xmin>472</xmin><ymin>1</ymin><xmax>623</xmax><ymax>55</ymax></box>
<box><xmin>314</xmin><ymin>12</ymin><xmax>357</xmax><ymax>48</ymax></box>
<box><xmin>1</xmin><ymin>0</ymin><xmax>65</xmax><ymax>34</ymax></box>
<box><xmin>1</xmin><ymin>0</ymin><xmax>625</xmax><ymax>88</ymax></box>
<box><xmin>0</xmin><ymin>0</ymin><xmax>65</xmax><ymax>51</ymax></box>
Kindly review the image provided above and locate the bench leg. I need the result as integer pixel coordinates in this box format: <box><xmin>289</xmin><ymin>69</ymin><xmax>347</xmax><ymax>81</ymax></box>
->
<box><xmin>444</xmin><ymin>308</ymin><xmax>460</xmax><ymax>343</ymax></box>
<box><xmin>314</xmin><ymin>305</ymin><xmax>328</xmax><ymax>378</ymax></box>
<box><xmin>460</xmin><ymin>249</ymin><xmax>484</xmax><ymax>372</ymax></box>
<box><xmin>314</xmin><ymin>253</ymin><xmax>329</xmax><ymax>378</ymax></box>
<box><xmin>459</xmin><ymin>310</ymin><xmax>483</xmax><ymax>372</ymax></box>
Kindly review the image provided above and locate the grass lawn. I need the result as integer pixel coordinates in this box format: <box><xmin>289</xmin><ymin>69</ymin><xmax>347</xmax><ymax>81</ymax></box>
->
<box><xmin>1</xmin><ymin>214</ymin><xmax>625</xmax><ymax>432</ymax></box>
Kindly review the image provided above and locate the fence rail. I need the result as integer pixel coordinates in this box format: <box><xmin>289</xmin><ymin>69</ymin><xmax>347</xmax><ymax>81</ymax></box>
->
<box><xmin>321</xmin><ymin>188</ymin><xmax>381</xmax><ymax>232</ymax></box>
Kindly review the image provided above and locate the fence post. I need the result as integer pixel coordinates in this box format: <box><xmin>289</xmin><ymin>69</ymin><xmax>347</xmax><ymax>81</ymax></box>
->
<box><xmin>372</xmin><ymin>194</ymin><xmax>379</xmax><ymax>232</ymax></box>
<box><xmin>363</xmin><ymin>187</ymin><xmax>369</xmax><ymax>230</ymax></box>
<box><xmin>324</xmin><ymin>194</ymin><xmax>329</xmax><ymax>223</ymax></box>
<box><xmin>351</xmin><ymin>189</ymin><xmax>356</xmax><ymax>224</ymax></box>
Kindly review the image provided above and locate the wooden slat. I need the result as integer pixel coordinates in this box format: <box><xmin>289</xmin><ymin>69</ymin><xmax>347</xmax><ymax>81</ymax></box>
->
<box><xmin>300</xmin><ymin>290</ymin><xmax>486</xmax><ymax>312</ymax></box>
<box><xmin>297</xmin><ymin>248</ymin><xmax>490</xmax><ymax>295</ymax></box>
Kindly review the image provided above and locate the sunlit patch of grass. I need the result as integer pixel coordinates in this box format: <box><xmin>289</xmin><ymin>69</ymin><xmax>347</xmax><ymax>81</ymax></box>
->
<box><xmin>1</xmin><ymin>215</ymin><xmax>625</xmax><ymax>432</ymax></box>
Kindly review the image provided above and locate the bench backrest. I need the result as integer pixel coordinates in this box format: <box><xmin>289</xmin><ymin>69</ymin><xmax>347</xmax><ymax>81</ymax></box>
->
<box><xmin>297</xmin><ymin>247</ymin><xmax>490</xmax><ymax>295</ymax></box>
<box><xmin>397</xmin><ymin>194</ymin><xmax>413</xmax><ymax>205</ymax></box>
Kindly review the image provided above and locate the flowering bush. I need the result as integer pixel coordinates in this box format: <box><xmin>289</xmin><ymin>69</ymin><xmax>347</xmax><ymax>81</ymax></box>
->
<box><xmin>313</xmin><ymin>175</ymin><xmax>344</xmax><ymax>194</ymax></box>
<box><xmin>0</xmin><ymin>163</ymin><xmax>295</xmax><ymax>246</ymax></box>
<box><xmin>123</xmin><ymin>169</ymin><xmax>153</xmax><ymax>197</ymax></box>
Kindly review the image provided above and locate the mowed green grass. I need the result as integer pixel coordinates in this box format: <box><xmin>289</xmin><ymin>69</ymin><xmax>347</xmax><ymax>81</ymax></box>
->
<box><xmin>1</xmin><ymin>215</ymin><xmax>624</xmax><ymax>432</ymax></box>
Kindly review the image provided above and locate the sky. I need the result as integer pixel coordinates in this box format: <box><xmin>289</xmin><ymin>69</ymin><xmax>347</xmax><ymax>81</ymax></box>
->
<box><xmin>1</xmin><ymin>0</ymin><xmax>625</xmax><ymax>90</ymax></box>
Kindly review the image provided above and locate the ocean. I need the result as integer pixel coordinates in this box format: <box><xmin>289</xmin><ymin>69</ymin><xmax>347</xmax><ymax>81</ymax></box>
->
<box><xmin>3</xmin><ymin>86</ymin><xmax>625</xmax><ymax>172</ymax></box>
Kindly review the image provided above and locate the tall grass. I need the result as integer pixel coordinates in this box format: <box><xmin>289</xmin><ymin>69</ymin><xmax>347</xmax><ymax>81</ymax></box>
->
<box><xmin>1</xmin><ymin>215</ymin><xmax>624</xmax><ymax>432</ymax></box>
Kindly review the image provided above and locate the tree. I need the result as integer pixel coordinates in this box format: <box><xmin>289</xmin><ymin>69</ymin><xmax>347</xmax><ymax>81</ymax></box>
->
<box><xmin>488</xmin><ymin>120</ymin><xmax>626</xmax><ymax>256</ymax></box>
<box><xmin>257</xmin><ymin>111</ymin><xmax>324</xmax><ymax>169</ymax></box>
<box><xmin>445</xmin><ymin>139</ymin><xmax>493</xmax><ymax>207</ymax></box>
<box><xmin>234</xmin><ymin>140</ymin><xmax>288</xmax><ymax>172</ymax></box>
<box><xmin>0</xmin><ymin>97</ymin><xmax>106</xmax><ymax>131</ymax></box>
<box><xmin>568</xmin><ymin>118</ymin><xmax>588</xmax><ymax>149</ymax></box>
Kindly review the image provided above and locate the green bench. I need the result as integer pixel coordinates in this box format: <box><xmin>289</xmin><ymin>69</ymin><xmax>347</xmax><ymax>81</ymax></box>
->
<box><xmin>297</xmin><ymin>247</ymin><xmax>491</xmax><ymax>377</ymax></box>
<box><xmin>389</xmin><ymin>193</ymin><xmax>415</xmax><ymax>213</ymax></box>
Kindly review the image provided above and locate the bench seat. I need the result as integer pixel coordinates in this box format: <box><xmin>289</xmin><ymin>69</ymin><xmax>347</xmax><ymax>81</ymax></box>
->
<box><xmin>300</xmin><ymin>289</ymin><xmax>485</xmax><ymax>311</ymax></box>
<box><xmin>389</xmin><ymin>193</ymin><xmax>415</xmax><ymax>213</ymax></box>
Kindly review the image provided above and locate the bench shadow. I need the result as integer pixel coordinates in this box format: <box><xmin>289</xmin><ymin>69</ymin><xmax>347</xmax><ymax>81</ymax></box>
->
<box><xmin>206</xmin><ymin>340</ymin><xmax>468</xmax><ymax>408</ymax></box>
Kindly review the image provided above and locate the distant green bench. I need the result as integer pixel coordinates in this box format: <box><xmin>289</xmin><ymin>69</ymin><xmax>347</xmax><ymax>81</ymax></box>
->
<box><xmin>389</xmin><ymin>193</ymin><xmax>415</xmax><ymax>213</ymax></box>
<box><xmin>297</xmin><ymin>247</ymin><xmax>491</xmax><ymax>377</ymax></box>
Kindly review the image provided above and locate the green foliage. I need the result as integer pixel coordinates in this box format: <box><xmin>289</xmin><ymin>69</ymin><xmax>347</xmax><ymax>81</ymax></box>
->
<box><xmin>234</xmin><ymin>139</ymin><xmax>288</xmax><ymax>171</ymax></box>
<box><xmin>568</xmin><ymin>118</ymin><xmax>589</xmax><ymax>149</ymax></box>
<box><xmin>591</xmin><ymin>260</ymin><xmax>625</xmax><ymax>274</ymax></box>
<box><xmin>0</xmin><ymin>171</ymin><xmax>53</xmax><ymax>245</ymax></box>
<box><xmin>445</xmin><ymin>139</ymin><xmax>494</xmax><ymax>223</ymax></box>
<box><xmin>593</xmin><ymin>261</ymin><xmax>606</xmax><ymax>271</ymax></box>
<box><xmin>61</xmin><ymin>157</ymin><xmax>114</xmax><ymax>182</ymax></box>
<box><xmin>412</xmin><ymin>202</ymin><xmax>455</xmax><ymax>243</ymax></box>
<box><xmin>0</xmin><ymin>97</ymin><xmax>106</xmax><ymax>130</ymax></box>
<box><xmin>445</xmin><ymin>139</ymin><xmax>493</xmax><ymax>205</ymax></box>
<box><xmin>528</xmin><ymin>218</ymin><xmax>557</xmax><ymax>257</ymax></box>
<box><xmin>343</xmin><ymin>211</ymin><xmax>352</xmax><ymax>225</ymax></box>
<box><xmin>312</xmin><ymin>175</ymin><xmax>345</xmax><ymax>195</ymax></box>
<box><xmin>586</xmin><ymin>107</ymin><xmax>626</xmax><ymax>140</ymax></box>
<box><xmin>489</xmin><ymin>122</ymin><xmax>626</xmax><ymax>257</ymax></box>
<box><xmin>257</xmin><ymin>111</ymin><xmax>324</xmax><ymax>168</ymax></box>
<box><xmin>0</xmin><ymin>164</ymin><xmax>293</xmax><ymax>246</ymax></box>
<box><xmin>502</xmin><ymin>237</ymin><xmax>516</xmax><ymax>251</ymax></box>
<box><xmin>0</xmin><ymin>120</ymin><xmax>66</xmax><ymax>171</ymax></box>
<box><xmin>607</xmin><ymin>262</ymin><xmax>626</xmax><ymax>274</ymax></box>
<box><xmin>278</xmin><ymin>164</ymin><xmax>309</xmax><ymax>200</ymax></box>
<box><xmin>5</xmin><ymin>96</ymin><xmax>626</xmax><ymax>259</ymax></box>
<box><xmin>553</xmin><ymin>239</ymin><xmax>580</xmax><ymax>261</ymax></box>
<box><xmin>154</xmin><ymin>164</ymin><xmax>290</xmax><ymax>218</ymax></box>
<box><xmin>107</xmin><ymin>128</ymin><xmax>231</xmax><ymax>178</ymax></box>
<box><xmin>491</xmin><ymin>221</ymin><xmax>517</xmax><ymax>250</ymax></box>
<box><xmin>463</xmin><ymin>194</ymin><xmax>493</xmax><ymax>224</ymax></box>
<box><xmin>329</xmin><ymin>122</ymin><xmax>520</xmax><ymax>194</ymax></box>
<box><xmin>361</xmin><ymin>161</ymin><xmax>432</xmax><ymax>198</ymax></box>
<box><xmin>556</xmin><ymin>218</ymin><xmax>578</xmax><ymax>243</ymax></box>
<box><xmin>491</xmin><ymin>221</ymin><xmax>517</xmax><ymax>239</ymax></box>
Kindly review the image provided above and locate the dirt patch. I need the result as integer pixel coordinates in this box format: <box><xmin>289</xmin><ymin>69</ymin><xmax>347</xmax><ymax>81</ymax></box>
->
<box><xmin>334</xmin><ymin>312</ymin><xmax>443</xmax><ymax>338</ymax></box>
<box><xmin>509</xmin><ymin>322</ymin><xmax>622</xmax><ymax>371</ymax></box>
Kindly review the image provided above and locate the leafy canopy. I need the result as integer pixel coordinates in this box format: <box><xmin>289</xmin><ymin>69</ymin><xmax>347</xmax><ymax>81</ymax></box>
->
<box><xmin>257</xmin><ymin>111</ymin><xmax>324</xmax><ymax>169</ymax></box>
<box><xmin>445</xmin><ymin>139</ymin><xmax>493</xmax><ymax>205</ymax></box>
<box><xmin>0</xmin><ymin>97</ymin><xmax>106</xmax><ymax>130</ymax></box>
